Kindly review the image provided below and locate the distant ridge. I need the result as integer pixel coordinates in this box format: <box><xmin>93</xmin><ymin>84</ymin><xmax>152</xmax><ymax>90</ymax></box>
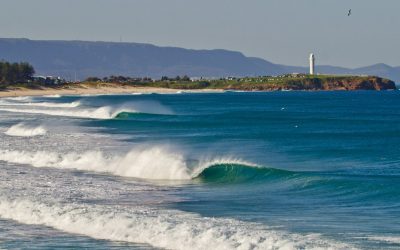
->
<box><xmin>0</xmin><ymin>38</ymin><xmax>399</xmax><ymax>83</ymax></box>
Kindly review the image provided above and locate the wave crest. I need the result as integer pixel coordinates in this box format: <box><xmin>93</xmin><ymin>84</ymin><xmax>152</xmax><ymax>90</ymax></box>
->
<box><xmin>5</xmin><ymin>123</ymin><xmax>47</xmax><ymax>137</ymax></box>
<box><xmin>193</xmin><ymin>163</ymin><xmax>292</xmax><ymax>183</ymax></box>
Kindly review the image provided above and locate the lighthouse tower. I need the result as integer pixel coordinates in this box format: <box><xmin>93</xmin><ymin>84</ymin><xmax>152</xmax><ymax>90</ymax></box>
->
<box><xmin>309</xmin><ymin>53</ymin><xmax>315</xmax><ymax>75</ymax></box>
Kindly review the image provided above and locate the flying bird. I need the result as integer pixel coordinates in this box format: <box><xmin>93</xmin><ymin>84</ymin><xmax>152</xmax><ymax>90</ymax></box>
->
<box><xmin>348</xmin><ymin>9</ymin><xmax>352</xmax><ymax>16</ymax></box>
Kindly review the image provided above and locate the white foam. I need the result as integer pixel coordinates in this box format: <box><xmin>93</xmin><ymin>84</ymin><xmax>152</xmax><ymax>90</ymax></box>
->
<box><xmin>1</xmin><ymin>96</ymin><xmax>32</xmax><ymax>101</ymax></box>
<box><xmin>36</xmin><ymin>101</ymin><xmax>81</xmax><ymax>108</ymax></box>
<box><xmin>0</xmin><ymin>147</ymin><xmax>190</xmax><ymax>180</ymax></box>
<box><xmin>43</xmin><ymin>94</ymin><xmax>62</xmax><ymax>98</ymax></box>
<box><xmin>0</xmin><ymin>198</ymin><xmax>351</xmax><ymax>250</ymax></box>
<box><xmin>367</xmin><ymin>236</ymin><xmax>400</xmax><ymax>244</ymax></box>
<box><xmin>5</xmin><ymin>123</ymin><xmax>47</xmax><ymax>137</ymax></box>
<box><xmin>0</xmin><ymin>100</ymin><xmax>81</xmax><ymax>108</ymax></box>
<box><xmin>0</xmin><ymin>147</ymin><xmax>253</xmax><ymax>180</ymax></box>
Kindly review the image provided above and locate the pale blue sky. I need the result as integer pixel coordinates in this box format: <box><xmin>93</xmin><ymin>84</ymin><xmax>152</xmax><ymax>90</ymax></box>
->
<box><xmin>1</xmin><ymin>0</ymin><xmax>399</xmax><ymax>67</ymax></box>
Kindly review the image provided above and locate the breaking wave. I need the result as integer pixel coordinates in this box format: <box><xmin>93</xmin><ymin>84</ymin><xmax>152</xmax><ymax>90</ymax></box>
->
<box><xmin>0</xmin><ymin>147</ymin><xmax>253</xmax><ymax>180</ymax></box>
<box><xmin>0</xmin><ymin>100</ymin><xmax>173</xmax><ymax>119</ymax></box>
<box><xmin>0</xmin><ymin>106</ymin><xmax>124</xmax><ymax>119</ymax></box>
<box><xmin>1</xmin><ymin>147</ymin><xmax>397</xmax><ymax>200</ymax></box>
<box><xmin>4</xmin><ymin>123</ymin><xmax>47</xmax><ymax>137</ymax></box>
<box><xmin>0</xmin><ymin>198</ymin><xmax>350</xmax><ymax>250</ymax></box>
<box><xmin>0</xmin><ymin>106</ymin><xmax>119</xmax><ymax>119</ymax></box>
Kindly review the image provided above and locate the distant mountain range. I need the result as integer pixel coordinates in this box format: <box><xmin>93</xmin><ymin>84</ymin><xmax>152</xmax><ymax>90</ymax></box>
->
<box><xmin>0</xmin><ymin>38</ymin><xmax>399</xmax><ymax>83</ymax></box>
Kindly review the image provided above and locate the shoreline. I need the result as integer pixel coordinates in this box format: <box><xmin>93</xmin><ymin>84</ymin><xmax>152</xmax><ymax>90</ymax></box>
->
<box><xmin>0</xmin><ymin>83</ymin><xmax>397</xmax><ymax>98</ymax></box>
<box><xmin>0</xmin><ymin>85</ymin><xmax>225</xmax><ymax>98</ymax></box>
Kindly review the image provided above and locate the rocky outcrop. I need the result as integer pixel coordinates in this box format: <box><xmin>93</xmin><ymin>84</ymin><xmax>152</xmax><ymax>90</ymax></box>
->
<box><xmin>318</xmin><ymin>77</ymin><xmax>396</xmax><ymax>91</ymax></box>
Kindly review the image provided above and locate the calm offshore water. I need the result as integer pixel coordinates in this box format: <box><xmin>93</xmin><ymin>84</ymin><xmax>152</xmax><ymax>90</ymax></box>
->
<box><xmin>0</xmin><ymin>91</ymin><xmax>399</xmax><ymax>249</ymax></box>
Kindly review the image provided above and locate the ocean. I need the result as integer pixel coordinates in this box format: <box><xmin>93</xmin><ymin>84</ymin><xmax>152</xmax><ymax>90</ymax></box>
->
<box><xmin>0</xmin><ymin>91</ymin><xmax>399</xmax><ymax>249</ymax></box>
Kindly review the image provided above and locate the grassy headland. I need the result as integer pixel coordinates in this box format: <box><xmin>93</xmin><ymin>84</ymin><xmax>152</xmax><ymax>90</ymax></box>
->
<box><xmin>0</xmin><ymin>60</ymin><xmax>397</xmax><ymax>95</ymax></box>
<box><xmin>86</xmin><ymin>74</ymin><xmax>397</xmax><ymax>91</ymax></box>
<box><xmin>0</xmin><ymin>66</ymin><xmax>397</xmax><ymax>97</ymax></box>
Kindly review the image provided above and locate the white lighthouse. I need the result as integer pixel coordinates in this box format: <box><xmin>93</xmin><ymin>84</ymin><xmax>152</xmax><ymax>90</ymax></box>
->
<box><xmin>309</xmin><ymin>53</ymin><xmax>315</xmax><ymax>75</ymax></box>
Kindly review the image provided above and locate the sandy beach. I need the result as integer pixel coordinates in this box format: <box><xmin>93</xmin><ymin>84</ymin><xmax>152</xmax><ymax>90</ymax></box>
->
<box><xmin>0</xmin><ymin>84</ymin><xmax>224</xmax><ymax>98</ymax></box>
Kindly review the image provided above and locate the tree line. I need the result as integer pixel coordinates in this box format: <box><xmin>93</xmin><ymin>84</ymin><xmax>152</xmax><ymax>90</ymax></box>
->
<box><xmin>0</xmin><ymin>61</ymin><xmax>35</xmax><ymax>84</ymax></box>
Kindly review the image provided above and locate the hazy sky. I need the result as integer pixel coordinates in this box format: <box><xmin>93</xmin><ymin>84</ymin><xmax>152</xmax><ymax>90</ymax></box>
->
<box><xmin>1</xmin><ymin>0</ymin><xmax>399</xmax><ymax>67</ymax></box>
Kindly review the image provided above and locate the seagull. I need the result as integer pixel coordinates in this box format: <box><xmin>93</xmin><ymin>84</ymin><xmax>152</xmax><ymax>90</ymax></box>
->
<box><xmin>348</xmin><ymin>9</ymin><xmax>352</xmax><ymax>16</ymax></box>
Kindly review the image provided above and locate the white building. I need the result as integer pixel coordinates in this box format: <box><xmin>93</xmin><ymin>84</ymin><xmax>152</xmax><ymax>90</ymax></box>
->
<box><xmin>309</xmin><ymin>53</ymin><xmax>315</xmax><ymax>75</ymax></box>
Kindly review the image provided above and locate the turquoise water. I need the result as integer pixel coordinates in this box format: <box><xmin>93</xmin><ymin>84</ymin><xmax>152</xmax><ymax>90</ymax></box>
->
<box><xmin>0</xmin><ymin>91</ymin><xmax>399</xmax><ymax>249</ymax></box>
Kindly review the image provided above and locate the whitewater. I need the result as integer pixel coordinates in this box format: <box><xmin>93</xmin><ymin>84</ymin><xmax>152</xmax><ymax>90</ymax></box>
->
<box><xmin>4</xmin><ymin>123</ymin><xmax>47</xmax><ymax>137</ymax></box>
<box><xmin>0</xmin><ymin>92</ymin><xmax>399</xmax><ymax>249</ymax></box>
